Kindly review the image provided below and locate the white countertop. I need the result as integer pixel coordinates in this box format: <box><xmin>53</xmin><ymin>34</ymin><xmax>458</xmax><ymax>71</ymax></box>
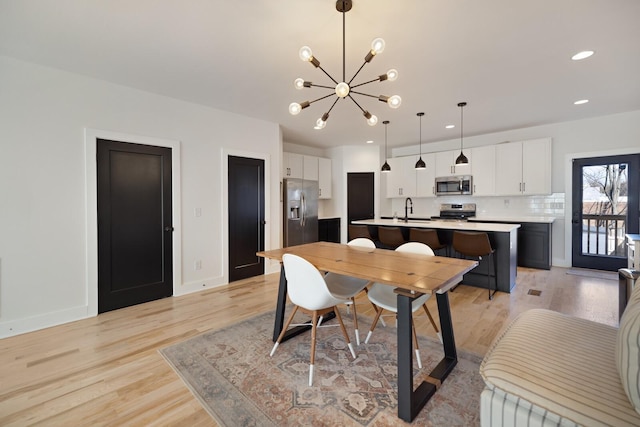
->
<box><xmin>353</xmin><ymin>218</ymin><xmax>520</xmax><ymax>233</ymax></box>
<box><xmin>471</xmin><ymin>215</ymin><xmax>556</xmax><ymax>224</ymax></box>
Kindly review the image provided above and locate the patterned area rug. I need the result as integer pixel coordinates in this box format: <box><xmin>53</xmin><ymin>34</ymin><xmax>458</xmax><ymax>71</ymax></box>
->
<box><xmin>160</xmin><ymin>310</ymin><xmax>485</xmax><ymax>426</ymax></box>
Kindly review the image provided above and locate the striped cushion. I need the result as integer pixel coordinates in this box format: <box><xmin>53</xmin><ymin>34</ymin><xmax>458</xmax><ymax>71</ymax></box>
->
<box><xmin>617</xmin><ymin>283</ymin><xmax>640</xmax><ymax>414</ymax></box>
<box><xmin>480</xmin><ymin>309</ymin><xmax>640</xmax><ymax>427</ymax></box>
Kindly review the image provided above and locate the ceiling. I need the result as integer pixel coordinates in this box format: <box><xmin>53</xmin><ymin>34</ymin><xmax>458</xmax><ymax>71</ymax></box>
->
<box><xmin>1</xmin><ymin>0</ymin><xmax>639</xmax><ymax>149</ymax></box>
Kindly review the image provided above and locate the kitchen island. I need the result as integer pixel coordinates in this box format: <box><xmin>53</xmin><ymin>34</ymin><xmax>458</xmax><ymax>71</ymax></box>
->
<box><xmin>352</xmin><ymin>219</ymin><xmax>519</xmax><ymax>293</ymax></box>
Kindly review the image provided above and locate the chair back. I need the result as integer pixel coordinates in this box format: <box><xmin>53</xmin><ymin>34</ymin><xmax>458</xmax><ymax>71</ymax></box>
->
<box><xmin>409</xmin><ymin>228</ymin><xmax>445</xmax><ymax>250</ymax></box>
<box><xmin>282</xmin><ymin>254</ymin><xmax>343</xmax><ymax>310</ymax></box>
<box><xmin>396</xmin><ymin>241</ymin><xmax>435</xmax><ymax>256</ymax></box>
<box><xmin>348</xmin><ymin>238</ymin><xmax>376</xmax><ymax>248</ymax></box>
<box><xmin>452</xmin><ymin>231</ymin><xmax>493</xmax><ymax>257</ymax></box>
<box><xmin>378</xmin><ymin>226</ymin><xmax>405</xmax><ymax>249</ymax></box>
<box><xmin>348</xmin><ymin>224</ymin><xmax>370</xmax><ymax>240</ymax></box>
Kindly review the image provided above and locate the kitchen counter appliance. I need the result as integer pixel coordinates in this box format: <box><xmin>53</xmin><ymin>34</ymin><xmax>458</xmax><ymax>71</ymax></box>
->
<box><xmin>431</xmin><ymin>203</ymin><xmax>476</xmax><ymax>221</ymax></box>
<box><xmin>435</xmin><ymin>175</ymin><xmax>472</xmax><ymax>196</ymax></box>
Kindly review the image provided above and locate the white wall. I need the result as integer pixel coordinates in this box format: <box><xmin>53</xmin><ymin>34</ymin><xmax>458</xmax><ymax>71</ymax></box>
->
<box><xmin>0</xmin><ymin>56</ymin><xmax>282</xmax><ymax>338</ymax></box>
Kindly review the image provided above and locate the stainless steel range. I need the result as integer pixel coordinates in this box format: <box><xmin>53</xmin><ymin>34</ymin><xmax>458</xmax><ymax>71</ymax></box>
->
<box><xmin>432</xmin><ymin>203</ymin><xmax>476</xmax><ymax>221</ymax></box>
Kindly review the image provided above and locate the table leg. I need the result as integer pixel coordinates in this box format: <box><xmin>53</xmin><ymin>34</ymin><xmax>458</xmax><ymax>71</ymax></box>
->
<box><xmin>272</xmin><ymin>263</ymin><xmax>335</xmax><ymax>343</ymax></box>
<box><xmin>396</xmin><ymin>291</ymin><xmax>457</xmax><ymax>422</ymax></box>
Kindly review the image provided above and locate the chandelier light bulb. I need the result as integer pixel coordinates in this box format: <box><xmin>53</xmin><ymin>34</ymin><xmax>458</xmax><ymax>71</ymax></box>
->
<box><xmin>314</xmin><ymin>117</ymin><xmax>327</xmax><ymax>129</ymax></box>
<box><xmin>294</xmin><ymin>78</ymin><xmax>305</xmax><ymax>90</ymax></box>
<box><xmin>299</xmin><ymin>46</ymin><xmax>313</xmax><ymax>62</ymax></box>
<box><xmin>371</xmin><ymin>38</ymin><xmax>385</xmax><ymax>55</ymax></box>
<box><xmin>366</xmin><ymin>114</ymin><xmax>378</xmax><ymax>126</ymax></box>
<box><xmin>335</xmin><ymin>82</ymin><xmax>350</xmax><ymax>98</ymax></box>
<box><xmin>289</xmin><ymin>102</ymin><xmax>302</xmax><ymax>115</ymax></box>
<box><xmin>386</xmin><ymin>69</ymin><xmax>398</xmax><ymax>81</ymax></box>
<box><xmin>387</xmin><ymin>95</ymin><xmax>402</xmax><ymax>109</ymax></box>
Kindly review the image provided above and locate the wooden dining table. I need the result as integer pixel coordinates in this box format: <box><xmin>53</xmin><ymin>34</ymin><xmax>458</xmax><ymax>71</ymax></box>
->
<box><xmin>257</xmin><ymin>241</ymin><xmax>478</xmax><ymax>422</ymax></box>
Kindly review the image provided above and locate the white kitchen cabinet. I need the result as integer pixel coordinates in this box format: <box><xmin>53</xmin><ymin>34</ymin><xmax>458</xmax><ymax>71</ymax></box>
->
<box><xmin>303</xmin><ymin>155</ymin><xmax>319</xmax><ymax>181</ymax></box>
<box><xmin>435</xmin><ymin>149</ymin><xmax>472</xmax><ymax>177</ymax></box>
<box><xmin>470</xmin><ymin>145</ymin><xmax>495</xmax><ymax>196</ymax></box>
<box><xmin>282</xmin><ymin>152</ymin><xmax>303</xmax><ymax>179</ymax></box>
<box><xmin>416</xmin><ymin>153</ymin><xmax>437</xmax><ymax>197</ymax></box>
<box><xmin>318</xmin><ymin>157</ymin><xmax>332</xmax><ymax>199</ymax></box>
<box><xmin>385</xmin><ymin>156</ymin><xmax>417</xmax><ymax>198</ymax></box>
<box><xmin>495</xmin><ymin>138</ymin><xmax>551</xmax><ymax>195</ymax></box>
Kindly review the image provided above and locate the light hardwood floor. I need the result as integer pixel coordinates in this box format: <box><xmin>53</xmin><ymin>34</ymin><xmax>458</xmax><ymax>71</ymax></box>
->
<box><xmin>0</xmin><ymin>267</ymin><xmax>620</xmax><ymax>426</ymax></box>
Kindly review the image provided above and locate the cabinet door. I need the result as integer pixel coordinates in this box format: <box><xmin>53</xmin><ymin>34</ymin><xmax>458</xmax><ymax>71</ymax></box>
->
<box><xmin>435</xmin><ymin>151</ymin><xmax>455</xmax><ymax>177</ymax></box>
<box><xmin>318</xmin><ymin>157</ymin><xmax>332</xmax><ymax>199</ymax></box>
<box><xmin>495</xmin><ymin>142</ymin><xmax>523</xmax><ymax>195</ymax></box>
<box><xmin>522</xmin><ymin>138</ymin><xmax>551</xmax><ymax>195</ymax></box>
<box><xmin>283</xmin><ymin>152</ymin><xmax>303</xmax><ymax>179</ymax></box>
<box><xmin>385</xmin><ymin>157</ymin><xmax>416</xmax><ymax>197</ymax></box>
<box><xmin>303</xmin><ymin>155</ymin><xmax>319</xmax><ymax>181</ymax></box>
<box><xmin>470</xmin><ymin>145</ymin><xmax>495</xmax><ymax>195</ymax></box>
<box><xmin>416</xmin><ymin>153</ymin><xmax>436</xmax><ymax>197</ymax></box>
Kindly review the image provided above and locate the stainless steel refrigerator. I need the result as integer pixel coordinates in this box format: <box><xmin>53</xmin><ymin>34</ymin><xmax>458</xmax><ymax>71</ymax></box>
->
<box><xmin>283</xmin><ymin>178</ymin><xmax>319</xmax><ymax>247</ymax></box>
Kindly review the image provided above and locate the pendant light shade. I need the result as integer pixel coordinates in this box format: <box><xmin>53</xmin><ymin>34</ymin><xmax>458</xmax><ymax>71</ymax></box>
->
<box><xmin>381</xmin><ymin>120</ymin><xmax>391</xmax><ymax>172</ymax></box>
<box><xmin>415</xmin><ymin>112</ymin><xmax>426</xmax><ymax>169</ymax></box>
<box><xmin>455</xmin><ymin>102</ymin><xmax>469</xmax><ymax>165</ymax></box>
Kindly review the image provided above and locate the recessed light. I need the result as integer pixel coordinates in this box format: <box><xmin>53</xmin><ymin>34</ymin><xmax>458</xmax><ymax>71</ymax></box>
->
<box><xmin>445</xmin><ymin>124</ymin><xmax>455</xmax><ymax>129</ymax></box>
<box><xmin>574</xmin><ymin>99</ymin><xmax>589</xmax><ymax>105</ymax></box>
<box><xmin>366</xmin><ymin>140</ymin><xmax>373</xmax><ymax>144</ymax></box>
<box><xmin>571</xmin><ymin>50</ymin><xmax>594</xmax><ymax>61</ymax></box>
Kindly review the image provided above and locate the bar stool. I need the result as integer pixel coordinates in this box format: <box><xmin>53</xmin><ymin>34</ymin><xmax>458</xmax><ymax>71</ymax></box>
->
<box><xmin>348</xmin><ymin>224</ymin><xmax>370</xmax><ymax>241</ymax></box>
<box><xmin>410</xmin><ymin>228</ymin><xmax>447</xmax><ymax>256</ymax></box>
<box><xmin>378</xmin><ymin>226</ymin><xmax>405</xmax><ymax>249</ymax></box>
<box><xmin>452</xmin><ymin>231</ymin><xmax>497</xmax><ymax>300</ymax></box>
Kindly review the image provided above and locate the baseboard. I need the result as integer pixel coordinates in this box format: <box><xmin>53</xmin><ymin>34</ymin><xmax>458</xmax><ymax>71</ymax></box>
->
<box><xmin>0</xmin><ymin>305</ymin><xmax>89</xmax><ymax>339</ymax></box>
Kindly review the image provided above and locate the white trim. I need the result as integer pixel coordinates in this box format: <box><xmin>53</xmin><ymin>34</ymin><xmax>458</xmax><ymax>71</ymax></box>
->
<box><xmin>563</xmin><ymin>146</ymin><xmax>640</xmax><ymax>267</ymax></box>
<box><xmin>84</xmin><ymin>128</ymin><xmax>182</xmax><ymax>316</ymax></box>
<box><xmin>221</xmin><ymin>148</ymin><xmax>272</xmax><ymax>283</ymax></box>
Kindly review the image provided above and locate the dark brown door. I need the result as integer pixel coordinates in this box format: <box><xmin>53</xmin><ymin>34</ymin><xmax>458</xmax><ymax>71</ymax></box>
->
<box><xmin>347</xmin><ymin>172</ymin><xmax>375</xmax><ymax>239</ymax></box>
<box><xmin>97</xmin><ymin>139</ymin><xmax>173</xmax><ymax>313</ymax></box>
<box><xmin>228</xmin><ymin>156</ymin><xmax>265</xmax><ymax>282</ymax></box>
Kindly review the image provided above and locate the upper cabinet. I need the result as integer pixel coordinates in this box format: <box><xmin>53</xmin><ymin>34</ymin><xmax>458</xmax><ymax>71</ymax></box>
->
<box><xmin>495</xmin><ymin>138</ymin><xmax>552</xmax><ymax>195</ymax></box>
<box><xmin>416</xmin><ymin>153</ymin><xmax>437</xmax><ymax>197</ymax></box>
<box><xmin>283</xmin><ymin>152</ymin><xmax>303</xmax><ymax>179</ymax></box>
<box><xmin>303</xmin><ymin>155</ymin><xmax>319</xmax><ymax>181</ymax></box>
<box><xmin>470</xmin><ymin>145</ymin><xmax>495</xmax><ymax>196</ymax></box>
<box><xmin>385</xmin><ymin>156</ymin><xmax>417</xmax><ymax>198</ymax></box>
<box><xmin>434</xmin><ymin>149</ymin><xmax>472</xmax><ymax>177</ymax></box>
<box><xmin>318</xmin><ymin>157</ymin><xmax>332</xmax><ymax>199</ymax></box>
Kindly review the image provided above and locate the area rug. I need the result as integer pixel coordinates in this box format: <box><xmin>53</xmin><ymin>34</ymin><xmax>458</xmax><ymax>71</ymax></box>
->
<box><xmin>567</xmin><ymin>268</ymin><xmax>618</xmax><ymax>281</ymax></box>
<box><xmin>159</xmin><ymin>310</ymin><xmax>485</xmax><ymax>426</ymax></box>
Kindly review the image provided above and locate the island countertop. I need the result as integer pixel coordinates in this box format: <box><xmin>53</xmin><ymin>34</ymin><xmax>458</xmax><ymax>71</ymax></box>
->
<box><xmin>352</xmin><ymin>218</ymin><xmax>520</xmax><ymax>233</ymax></box>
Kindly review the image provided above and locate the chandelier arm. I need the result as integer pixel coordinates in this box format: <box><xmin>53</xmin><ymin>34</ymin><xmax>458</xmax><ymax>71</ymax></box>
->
<box><xmin>347</xmin><ymin>94</ymin><xmax>367</xmax><ymax>113</ymax></box>
<box><xmin>308</xmin><ymin>93</ymin><xmax>339</xmax><ymax>105</ymax></box>
<box><xmin>351</xmin><ymin>78</ymin><xmax>380</xmax><ymax>89</ymax></box>
<box><xmin>326</xmin><ymin>97</ymin><xmax>341</xmax><ymax>115</ymax></box>
<box><xmin>348</xmin><ymin>61</ymin><xmax>369</xmax><ymax>85</ymax></box>
<box><xmin>308</xmin><ymin>83</ymin><xmax>337</xmax><ymax>90</ymax></box>
<box><xmin>342</xmin><ymin>2</ymin><xmax>346</xmax><ymax>82</ymax></box>
<box><xmin>349</xmin><ymin>90</ymin><xmax>379</xmax><ymax>99</ymax></box>
<box><xmin>317</xmin><ymin>65</ymin><xmax>340</xmax><ymax>85</ymax></box>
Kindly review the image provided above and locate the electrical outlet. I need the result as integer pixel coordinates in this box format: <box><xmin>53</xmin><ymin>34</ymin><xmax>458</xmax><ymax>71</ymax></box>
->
<box><xmin>194</xmin><ymin>207</ymin><xmax>202</xmax><ymax>217</ymax></box>
<box><xmin>194</xmin><ymin>260</ymin><xmax>202</xmax><ymax>270</ymax></box>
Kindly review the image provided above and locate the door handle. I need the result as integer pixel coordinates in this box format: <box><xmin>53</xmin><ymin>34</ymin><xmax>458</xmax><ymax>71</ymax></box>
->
<box><xmin>164</xmin><ymin>226</ymin><xmax>174</xmax><ymax>232</ymax></box>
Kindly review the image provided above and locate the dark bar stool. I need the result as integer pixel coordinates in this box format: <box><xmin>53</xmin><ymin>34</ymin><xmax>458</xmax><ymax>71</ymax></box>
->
<box><xmin>348</xmin><ymin>224</ymin><xmax>370</xmax><ymax>241</ymax></box>
<box><xmin>452</xmin><ymin>231</ymin><xmax>497</xmax><ymax>300</ymax></box>
<box><xmin>410</xmin><ymin>228</ymin><xmax>447</xmax><ymax>256</ymax></box>
<box><xmin>378</xmin><ymin>226</ymin><xmax>405</xmax><ymax>249</ymax></box>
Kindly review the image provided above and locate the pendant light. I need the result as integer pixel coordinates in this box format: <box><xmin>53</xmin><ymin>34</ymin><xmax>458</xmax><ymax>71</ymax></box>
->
<box><xmin>414</xmin><ymin>112</ymin><xmax>426</xmax><ymax>169</ymax></box>
<box><xmin>455</xmin><ymin>102</ymin><xmax>469</xmax><ymax>165</ymax></box>
<box><xmin>381</xmin><ymin>120</ymin><xmax>391</xmax><ymax>172</ymax></box>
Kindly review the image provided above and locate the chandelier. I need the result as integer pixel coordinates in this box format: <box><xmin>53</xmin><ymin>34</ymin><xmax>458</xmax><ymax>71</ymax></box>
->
<box><xmin>289</xmin><ymin>0</ymin><xmax>401</xmax><ymax>130</ymax></box>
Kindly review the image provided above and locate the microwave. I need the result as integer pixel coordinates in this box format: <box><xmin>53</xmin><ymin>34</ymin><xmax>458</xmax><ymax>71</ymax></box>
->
<box><xmin>435</xmin><ymin>175</ymin><xmax>473</xmax><ymax>196</ymax></box>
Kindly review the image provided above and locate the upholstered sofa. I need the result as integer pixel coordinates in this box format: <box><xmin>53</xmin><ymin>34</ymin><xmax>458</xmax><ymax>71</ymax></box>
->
<box><xmin>479</xmin><ymin>281</ymin><xmax>640</xmax><ymax>427</ymax></box>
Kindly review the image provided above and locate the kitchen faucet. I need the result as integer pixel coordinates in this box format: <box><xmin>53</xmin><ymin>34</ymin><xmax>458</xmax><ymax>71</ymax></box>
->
<box><xmin>404</xmin><ymin>197</ymin><xmax>413</xmax><ymax>222</ymax></box>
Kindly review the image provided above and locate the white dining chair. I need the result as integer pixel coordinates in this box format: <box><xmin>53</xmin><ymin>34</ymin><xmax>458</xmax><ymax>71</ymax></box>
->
<box><xmin>365</xmin><ymin>242</ymin><xmax>442</xmax><ymax>369</ymax></box>
<box><xmin>270</xmin><ymin>253</ymin><xmax>357</xmax><ymax>386</ymax></box>
<box><xmin>323</xmin><ymin>238</ymin><xmax>376</xmax><ymax>345</ymax></box>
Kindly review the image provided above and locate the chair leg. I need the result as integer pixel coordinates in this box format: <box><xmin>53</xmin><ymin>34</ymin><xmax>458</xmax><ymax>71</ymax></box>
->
<box><xmin>350</xmin><ymin>297</ymin><xmax>360</xmax><ymax>346</ymax></box>
<box><xmin>365</xmin><ymin>306</ymin><xmax>385</xmax><ymax>344</ymax></box>
<box><xmin>488</xmin><ymin>252</ymin><xmax>498</xmax><ymax>300</ymax></box>
<box><xmin>421</xmin><ymin>304</ymin><xmax>443</xmax><ymax>344</ymax></box>
<box><xmin>411</xmin><ymin>317</ymin><xmax>422</xmax><ymax>369</ymax></box>
<box><xmin>309</xmin><ymin>311</ymin><xmax>319</xmax><ymax>386</ymax></box>
<box><xmin>333</xmin><ymin>307</ymin><xmax>356</xmax><ymax>359</ymax></box>
<box><xmin>270</xmin><ymin>305</ymin><xmax>299</xmax><ymax>357</ymax></box>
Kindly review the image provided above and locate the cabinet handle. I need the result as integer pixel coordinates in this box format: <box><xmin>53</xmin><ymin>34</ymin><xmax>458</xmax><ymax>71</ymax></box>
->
<box><xmin>474</xmin><ymin>184</ymin><xmax>476</xmax><ymax>193</ymax></box>
<box><xmin>319</xmin><ymin>188</ymin><xmax>322</xmax><ymax>197</ymax></box>
<box><xmin>523</xmin><ymin>182</ymin><xmax>526</xmax><ymax>192</ymax></box>
<box><xmin>432</xmin><ymin>186</ymin><xmax>435</xmax><ymax>195</ymax></box>
<box><xmin>519</xmin><ymin>182</ymin><xmax>522</xmax><ymax>192</ymax></box>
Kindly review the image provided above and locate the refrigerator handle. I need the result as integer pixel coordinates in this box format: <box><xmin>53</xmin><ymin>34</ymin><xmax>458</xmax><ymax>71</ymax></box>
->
<box><xmin>301</xmin><ymin>192</ymin><xmax>306</xmax><ymax>226</ymax></box>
